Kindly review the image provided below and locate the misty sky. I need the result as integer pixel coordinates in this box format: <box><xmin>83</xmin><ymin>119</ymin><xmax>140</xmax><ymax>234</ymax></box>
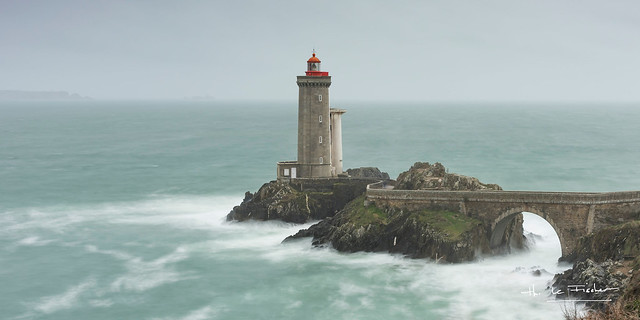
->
<box><xmin>1</xmin><ymin>0</ymin><xmax>639</xmax><ymax>102</ymax></box>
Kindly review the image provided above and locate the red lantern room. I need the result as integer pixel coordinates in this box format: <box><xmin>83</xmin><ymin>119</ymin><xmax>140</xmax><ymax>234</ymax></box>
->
<box><xmin>305</xmin><ymin>52</ymin><xmax>329</xmax><ymax>76</ymax></box>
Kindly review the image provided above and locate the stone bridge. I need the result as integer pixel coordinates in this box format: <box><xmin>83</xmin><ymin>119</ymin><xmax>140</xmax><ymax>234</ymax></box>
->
<box><xmin>365</xmin><ymin>183</ymin><xmax>640</xmax><ymax>258</ymax></box>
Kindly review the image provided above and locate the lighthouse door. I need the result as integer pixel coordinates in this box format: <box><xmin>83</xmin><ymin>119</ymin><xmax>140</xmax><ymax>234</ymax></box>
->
<box><xmin>291</xmin><ymin>168</ymin><xmax>297</xmax><ymax>179</ymax></box>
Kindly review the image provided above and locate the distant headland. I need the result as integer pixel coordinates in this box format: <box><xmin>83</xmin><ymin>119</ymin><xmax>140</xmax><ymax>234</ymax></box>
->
<box><xmin>0</xmin><ymin>90</ymin><xmax>91</xmax><ymax>101</ymax></box>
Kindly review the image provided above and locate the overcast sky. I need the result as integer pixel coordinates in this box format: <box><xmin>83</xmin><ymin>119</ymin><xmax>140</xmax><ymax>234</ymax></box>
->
<box><xmin>1</xmin><ymin>0</ymin><xmax>639</xmax><ymax>102</ymax></box>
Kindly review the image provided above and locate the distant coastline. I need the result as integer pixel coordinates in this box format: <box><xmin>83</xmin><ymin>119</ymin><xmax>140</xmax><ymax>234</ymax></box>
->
<box><xmin>0</xmin><ymin>90</ymin><xmax>91</xmax><ymax>101</ymax></box>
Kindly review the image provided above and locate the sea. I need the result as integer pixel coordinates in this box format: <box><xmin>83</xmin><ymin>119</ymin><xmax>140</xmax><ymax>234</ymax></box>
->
<box><xmin>1</xmin><ymin>101</ymin><xmax>639</xmax><ymax>319</ymax></box>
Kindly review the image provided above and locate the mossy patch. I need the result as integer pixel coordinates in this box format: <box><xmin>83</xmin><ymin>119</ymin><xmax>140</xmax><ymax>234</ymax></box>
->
<box><xmin>283</xmin><ymin>192</ymin><xmax>306</xmax><ymax>206</ymax></box>
<box><xmin>342</xmin><ymin>196</ymin><xmax>479</xmax><ymax>240</ymax></box>
<box><xmin>307</xmin><ymin>191</ymin><xmax>334</xmax><ymax>196</ymax></box>
<box><xmin>343</xmin><ymin>196</ymin><xmax>389</xmax><ymax>227</ymax></box>
<box><xmin>610</xmin><ymin>220</ymin><xmax>640</xmax><ymax>231</ymax></box>
<box><xmin>624</xmin><ymin>239</ymin><xmax>640</xmax><ymax>258</ymax></box>
<box><xmin>633</xmin><ymin>256</ymin><xmax>640</xmax><ymax>271</ymax></box>
<box><xmin>412</xmin><ymin>209</ymin><xmax>480</xmax><ymax>240</ymax></box>
<box><xmin>625</xmin><ymin>298</ymin><xmax>640</xmax><ymax>315</ymax></box>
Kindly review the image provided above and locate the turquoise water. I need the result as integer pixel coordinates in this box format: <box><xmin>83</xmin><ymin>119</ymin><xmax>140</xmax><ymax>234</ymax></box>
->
<box><xmin>1</xmin><ymin>101</ymin><xmax>639</xmax><ymax>319</ymax></box>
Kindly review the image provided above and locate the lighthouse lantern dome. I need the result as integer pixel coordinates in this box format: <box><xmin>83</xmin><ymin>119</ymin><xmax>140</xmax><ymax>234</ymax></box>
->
<box><xmin>305</xmin><ymin>52</ymin><xmax>329</xmax><ymax>76</ymax></box>
<box><xmin>307</xmin><ymin>53</ymin><xmax>321</xmax><ymax>72</ymax></box>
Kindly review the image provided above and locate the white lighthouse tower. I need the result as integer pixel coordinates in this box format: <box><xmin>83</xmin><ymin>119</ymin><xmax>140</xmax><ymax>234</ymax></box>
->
<box><xmin>277</xmin><ymin>52</ymin><xmax>346</xmax><ymax>179</ymax></box>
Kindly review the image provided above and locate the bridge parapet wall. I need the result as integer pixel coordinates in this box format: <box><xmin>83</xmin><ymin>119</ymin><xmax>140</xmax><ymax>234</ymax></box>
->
<box><xmin>366</xmin><ymin>189</ymin><xmax>640</xmax><ymax>205</ymax></box>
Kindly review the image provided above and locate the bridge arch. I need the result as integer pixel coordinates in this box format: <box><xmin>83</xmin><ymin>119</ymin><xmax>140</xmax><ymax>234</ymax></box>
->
<box><xmin>489</xmin><ymin>206</ymin><xmax>566</xmax><ymax>257</ymax></box>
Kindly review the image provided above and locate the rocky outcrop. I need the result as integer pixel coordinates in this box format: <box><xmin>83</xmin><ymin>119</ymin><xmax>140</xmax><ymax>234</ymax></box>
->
<box><xmin>346</xmin><ymin>167</ymin><xmax>390</xmax><ymax>180</ymax></box>
<box><xmin>552</xmin><ymin>221</ymin><xmax>640</xmax><ymax>316</ymax></box>
<box><xmin>285</xmin><ymin>196</ymin><xmax>490</xmax><ymax>263</ymax></box>
<box><xmin>395</xmin><ymin>162</ymin><xmax>502</xmax><ymax>191</ymax></box>
<box><xmin>226</xmin><ymin>177</ymin><xmax>377</xmax><ymax>223</ymax></box>
<box><xmin>227</xmin><ymin>181</ymin><xmax>314</xmax><ymax>223</ymax></box>
<box><xmin>494</xmin><ymin>213</ymin><xmax>526</xmax><ymax>254</ymax></box>
<box><xmin>572</xmin><ymin>221</ymin><xmax>640</xmax><ymax>263</ymax></box>
<box><xmin>552</xmin><ymin>259</ymin><xmax>628</xmax><ymax>309</ymax></box>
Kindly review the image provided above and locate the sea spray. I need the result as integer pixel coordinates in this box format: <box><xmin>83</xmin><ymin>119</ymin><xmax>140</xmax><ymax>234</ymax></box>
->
<box><xmin>3</xmin><ymin>197</ymin><xmax>573</xmax><ymax>319</ymax></box>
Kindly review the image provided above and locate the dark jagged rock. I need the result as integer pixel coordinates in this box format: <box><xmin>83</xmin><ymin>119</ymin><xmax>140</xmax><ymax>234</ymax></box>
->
<box><xmin>395</xmin><ymin>162</ymin><xmax>502</xmax><ymax>191</ymax></box>
<box><xmin>227</xmin><ymin>181</ymin><xmax>312</xmax><ymax>223</ymax></box>
<box><xmin>227</xmin><ymin>178</ymin><xmax>378</xmax><ymax>223</ymax></box>
<box><xmin>346</xmin><ymin>167</ymin><xmax>390</xmax><ymax>180</ymax></box>
<box><xmin>492</xmin><ymin>213</ymin><xmax>526</xmax><ymax>254</ymax></box>
<box><xmin>552</xmin><ymin>259</ymin><xmax>627</xmax><ymax>310</ymax></box>
<box><xmin>573</xmin><ymin>221</ymin><xmax>640</xmax><ymax>263</ymax></box>
<box><xmin>551</xmin><ymin>221</ymin><xmax>640</xmax><ymax>316</ymax></box>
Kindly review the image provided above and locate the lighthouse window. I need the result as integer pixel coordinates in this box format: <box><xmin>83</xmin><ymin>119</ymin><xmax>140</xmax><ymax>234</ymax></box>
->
<box><xmin>319</xmin><ymin>136</ymin><xmax>322</xmax><ymax>144</ymax></box>
<box><xmin>319</xmin><ymin>115</ymin><xmax>323</xmax><ymax>123</ymax></box>
<box><xmin>319</xmin><ymin>157</ymin><xmax>323</xmax><ymax>164</ymax></box>
<box><xmin>318</xmin><ymin>94</ymin><xmax>322</xmax><ymax>102</ymax></box>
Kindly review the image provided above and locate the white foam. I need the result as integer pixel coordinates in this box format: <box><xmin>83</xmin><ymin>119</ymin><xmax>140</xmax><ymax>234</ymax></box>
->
<box><xmin>1</xmin><ymin>195</ymin><xmax>242</xmax><ymax>234</ymax></box>
<box><xmin>270</xmin><ymin>235</ymin><xmax>423</xmax><ymax>270</ymax></box>
<box><xmin>82</xmin><ymin>243</ymin><xmax>195</xmax><ymax>293</ymax></box>
<box><xmin>358</xmin><ymin>296</ymin><xmax>374</xmax><ymax>309</ymax></box>
<box><xmin>403</xmin><ymin>212</ymin><xmax>570</xmax><ymax>319</ymax></box>
<box><xmin>84</xmin><ymin>244</ymin><xmax>135</xmax><ymax>261</ymax></box>
<box><xmin>329</xmin><ymin>298</ymin><xmax>350</xmax><ymax>310</ymax></box>
<box><xmin>339</xmin><ymin>282</ymin><xmax>371</xmax><ymax>296</ymax></box>
<box><xmin>88</xmin><ymin>299</ymin><xmax>114</xmax><ymax>307</ymax></box>
<box><xmin>179</xmin><ymin>306</ymin><xmax>219</xmax><ymax>320</ymax></box>
<box><xmin>108</xmin><ymin>246</ymin><xmax>194</xmax><ymax>292</ymax></box>
<box><xmin>286</xmin><ymin>300</ymin><xmax>302</xmax><ymax>309</ymax></box>
<box><xmin>110</xmin><ymin>270</ymin><xmax>185</xmax><ymax>293</ymax></box>
<box><xmin>32</xmin><ymin>278</ymin><xmax>96</xmax><ymax>314</ymax></box>
<box><xmin>16</xmin><ymin>236</ymin><xmax>54</xmax><ymax>246</ymax></box>
<box><xmin>152</xmin><ymin>305</ymin><xmax>220</xmax><ymax>320</ymax></box>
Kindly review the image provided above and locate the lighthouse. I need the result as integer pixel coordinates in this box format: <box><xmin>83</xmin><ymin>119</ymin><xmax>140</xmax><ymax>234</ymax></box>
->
<box><xmin>277</xmin><ymin>52</ymin><xmax>346</xmax><ymax>179</ymax></box>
